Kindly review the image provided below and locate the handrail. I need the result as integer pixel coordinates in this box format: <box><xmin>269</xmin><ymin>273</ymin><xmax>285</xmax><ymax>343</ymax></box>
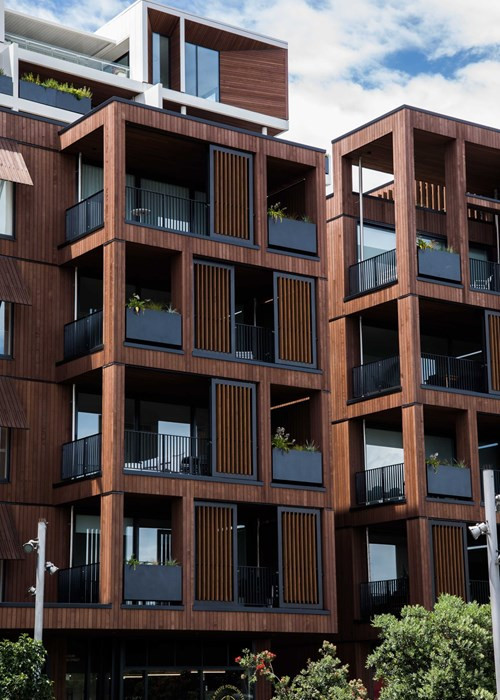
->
<box><xmin>237</xmin><ymin>565</ymin><xmax>278</xmax><ymax>607</ymax></box>
<box><xmin>124</xmin><ymin>430</ymin><xmax>211</xmax><ymax>476</ymax></box>
<box><xmin>125</xmin><ymin>186</ymin><xmax>208</xmax><ymax>236</ymax></box>
<box><xmin>58</xmin><ymin>562</ymin><xmax>100</xmax><ymax>604</ymax></box>
<box><xmin>63</xmin><ymin>309</ymin><xmax>103</xmax><ymax>360</ymax></box>
<box><xmin>349</xmin><ymin>248</ymin><xmax>397</xmax><ymax>296</ymax></box>
<box><xmin>61</xmin><ymin>433</ymin><xmax>101</xmax><ymax>481</ymax></box>
<box><xmin>355</xmin><ymin>463</ymin><xmax>405</xmax><ymax>505</ymax></box>
<box><xmin>65</xmin><ymin>189</ymin><xmax>104</xmax><ymax>241</ymax></box>
<box><xmin>360</xmin><ymin>577</ymin><xmax>409</xmax><ymax>619</ymax></box>
<box><xmin>421</xmin><ymin>352</ymin><xmax>486</xmax><ymax>393</ymax></box>
<box><xmin>8</xmin><ymin>33</ymin><xmax>130</xmax><ymax>78</ymax></box>
<box><xmin>469</xmin><ymin>258</ymin><xmax>500</xmax><ymax>293</ymax></box>
<box><xmin>235</xmin><ymin>323</ymin><xmax>274</xmax><ymax>363</ymax></box>
<box><xmin>352</xmin><ymin>356</ymin><xmax>400</xmax><ymax>398</ymax></box>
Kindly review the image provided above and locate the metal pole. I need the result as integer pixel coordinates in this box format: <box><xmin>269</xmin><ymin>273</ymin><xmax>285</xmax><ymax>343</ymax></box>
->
<box><xmin>34</xmin><ymin>519</ymin><xmax>47</xmax><ymax>642</ymax></box>
<box><xmin>358</xmin><ymin>156</ymin><xmax>364</xmax><ymax>261</ymax></box>
<box><xmin>483</xmin><ymin>469</ymin><xmax>500</xmax><ymax>699</ymax></box>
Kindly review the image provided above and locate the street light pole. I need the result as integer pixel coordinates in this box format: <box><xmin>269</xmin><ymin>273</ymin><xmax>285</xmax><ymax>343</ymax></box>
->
<box><xmin>34</xmin><ymin>519</ymin><xmax>47</xmax><ymax>642</ymax></box>
<box><xmin>483</xmin><ymin>469</ymin><xmax>500</xmax><ymax>699</ymax></box>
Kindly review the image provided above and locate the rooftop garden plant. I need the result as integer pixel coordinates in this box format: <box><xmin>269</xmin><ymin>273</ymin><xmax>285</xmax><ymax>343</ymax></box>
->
<box><xmin>126</xmin><ymin>293</ymin><xmax>178</xmax><ymax>314</ymax></box>
<box><xmin>21</xmin><ymin>72</ymin><xmax>92</xmax><ymax>100</ymax></box>
<box><xmin>271</xmin><ymin>427</ymin><xmax>318</xmax><ymax>453</ymax></box>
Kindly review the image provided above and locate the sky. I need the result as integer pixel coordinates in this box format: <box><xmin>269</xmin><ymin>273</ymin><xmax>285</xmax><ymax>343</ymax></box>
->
<box><xmin>9</xmin><ymin>0</ymin><xmax>500</xmax><ymax>154</ymax></box>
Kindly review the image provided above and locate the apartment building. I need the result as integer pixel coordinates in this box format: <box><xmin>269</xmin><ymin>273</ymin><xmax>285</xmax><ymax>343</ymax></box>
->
<box><xmin>328</xmin><ymin>105</ymin><xmax>500</xmax><ymax>687</ymax></box>
<box><xmin>0</xmin><ymin>2</ymin><xmax>335</xmax><ymax>697</ymax></box>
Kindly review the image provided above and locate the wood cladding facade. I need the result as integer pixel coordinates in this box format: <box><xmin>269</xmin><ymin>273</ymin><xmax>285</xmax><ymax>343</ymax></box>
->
<box><xmin>0</xmin><ymin>92</ymin><xmax>333</xmax><ymax>700</ymax></box>
<box><xmin>280</xmin><ymin>509</ymin><xmax>320</xmax><ymax>606</ymax></box>
<box><xmin>329</xmin><ymin>106</ymin><xmax>500</xmax><ymax>687</ymax></box>
<box><xmin>211</xmin><ymin>146</ymin><xmax>252</xmax><ymax>240</ymax></box>
<box><xmin>276</xmin><ymin>274</ymin><xmax>314</xmax><ymax>365</ymax></box>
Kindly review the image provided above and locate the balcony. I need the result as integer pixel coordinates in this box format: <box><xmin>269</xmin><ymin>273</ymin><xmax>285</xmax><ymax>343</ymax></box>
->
<box><xmin>123</xmin><ymin>563</ymin><xmax>182</xmax><ymax>605</ymax></box>
<box><xmin>417</xmin><ymin>248</ymin><xmax>461</xmax><ymax>283</ymax></box>
<box><xmin>235</xmin><ymin>323</ymin><xmax>274</xmax><ymax>363</ymax></box>
<box><xmin>124</xmin><ymin>430</ymin><xmax>211</xmax><ymax>476</ymax></box>
<box><xmin>272</xmin><ymin>448</ymin><xmax>322</xmax><ymax>485</ymax></box>
<box><xmin>237</xmin><ymin>566</ymin><xmax>278</xmax><ymax>607</ymax></box>
<box><xmin>125</xmin><ymin>186</ymin><xmax>208</xmax><ymax>236</ymax></box>
<box><xmin>355</xmin><ymin>463</ymin><xmax>405</xmax><ymax>506</ymax></box>
<box><xmin>61</xmin><ymin>433</ymin><xmax>102</xmax><ymax>481</ymax></box>
<box><xmin>348</xmin><ymin>249</ymin><xmax>397</xmax><ymax>296</ymax></box>
<box><xmin>426</xmin><ymin>463</ymin><xmax>472</xmax><ymax>500</ymax></box>
<box><xmin>58</xmin><ymin>563</ymin><xmax>99</xmax><ymax>604</ymax></box>
<box><xmin>267</xmin><ymin>217</ymin><xmax>317</xmax><ymax>255</ymax></box>
<box><xmin>65</xmin><ymin>190</ymin><xmax>104</xmax><ymax>242</ymax></box>
<box><xmin>421</xmin><ymin>353</ymin><xmax>486</xmax><ymax>393</ymax></box>
<box><xmin>469</xmin><ymin>580</ymin><xmax>489</xmax><ymax>605</ymax></box>
<box><xmin>63</xmin><ymin>310</ymin><xmax>103</xmax><ymax>360</ymax></box>
<box><xmin>7</xmin><ymin>33</ymin><xmax>130</xmax><ymax>78</ymax></box>
<box><xmin>125</xmin><ymin>308</ymin><xmax>182</xmax><ymax>348</ymax></box>
<box><xmin>360</xmin><ymin>577</ymin><xmax>409</xmax><ymax>620</ymax></box>
<box><xmin>470</xmin><ymin>259</ymin><xmax>500</xmax><ymax>293</ymax></box>
<box><xmin>352</xmin><ymin>356</ymin><xmax>401</xmax><ymax>399</ymax></box>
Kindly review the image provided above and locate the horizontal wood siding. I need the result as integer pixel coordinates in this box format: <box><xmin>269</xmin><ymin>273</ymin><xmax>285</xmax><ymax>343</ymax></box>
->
<box><xmin>196</xmin><ymin>504</ymin><xmax>233</xmax><ymax>602</ymax></box>
<box><xmin>215</xmin><ymin>382</ymin><xmax>253</xmax><ymax>476</ymax></box>
<box><xmin>194</xmin><ymin>262</ymin><xmax>231</xmax><ymax>353</ymax></box>
<box><xmin>281</xmin><ymin>510</ymin><xmax>319</xmax><ymax>605</ymax></box>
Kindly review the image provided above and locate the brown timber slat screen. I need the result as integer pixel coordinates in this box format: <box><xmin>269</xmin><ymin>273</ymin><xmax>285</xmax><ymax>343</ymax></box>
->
<box><xmin>215</xmin><ymin>382</ymin><xmax>253</xmax><ymax>476</ymax></box>
<box><xmin>196</xmin><ymin>504</ymin><xmax>234</xmax><ymax>602</ymax></box>
<box><xmin>213</xmin><ymin>148</ymin><xmax>250</xmax><ymax>240</ymax></box>
<box><xmin>281</xmin><ymin>510</ymin><xmax>319</xmax><ymax>605</ymax></box>
<box><xmin>277</xmin><ymin>275</ymin><xmax>313</xmax><ymax>364</ymax></box>
<box><xmin>195</xmin><ymin>262</ymin><xmax>232</xmax><ymax>353</ymax></box>
<box><xmin>488</xmin><ymin>313</ymin><xmax>500</xmax><ymax>392</ymax></box>
<box><xmin>432</xmin><ymin>524</ymin><xmax>466</xmax><ymax>599</ymax></box>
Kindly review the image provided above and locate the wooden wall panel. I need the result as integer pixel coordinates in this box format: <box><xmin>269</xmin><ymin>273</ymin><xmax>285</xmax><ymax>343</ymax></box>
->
<box><xmin>219</xmin><ymin>48</ymin><xmax>288</xmax><ymax>120</ymax></box>
<box><xmin>212</xmin><ymin>149</ymin><xmax>250</xmax><ymax>240</ymax></box>
<box><xmin>488</xmin><ymin>313</ymin><xmax>500</xmax><ymax>392</ymax></box>
<box><xmin>432</xmin><ymin>523</ymin><xmax>466</xmax><ymax>600</ymax></box>
<box><xmin>281</xmin><ymin>510</ymin><xmax>319</xmax><ymax>605</ymax></box>
<box><xmin>196</xmin><ymin>504</ymin><xmax>233</xmax><ymax>602</ymax></box>
<box><xmin>194</xmin><ymin>262</ymin><xmax>231</xmax><ymax>352</ymax></box>
<box><xmin>215</xmin><ymin>382</ymin><xmax>253</xmax><ymax>476</ymax></box>
<box><xmin>277</xmin><ymin>275</ymin><xmax>313</xmax><ymax>364</ymax></box>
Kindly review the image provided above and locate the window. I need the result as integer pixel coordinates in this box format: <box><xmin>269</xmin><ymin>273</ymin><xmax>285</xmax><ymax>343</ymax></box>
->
<box><xmin>0</xmin><ymin>427</ymin><xmax>9</xmax><ymax>481</ymax></box>
<box><xmin>185</xmin><ymin>43</ymin><xmax>219</xmax><ymax>101</ymax></box>
<box><xmin>357</xmin><ymin>223</ymin><xmax>395</xmax><ymax>261</ymax></box>
<box><xmin>0</xmin><ymin>301</ymin><xmax>12</xmax><ymax>356</ymax></box>
<box><xmin>152</xmin><ymin>33</ymin><xmax>170</xmax><ymax>87</ymax></box>
<box><xmin>0</xmin><ymin>180</ymin><xmax>13</xmax><ymax>237</ymax></box>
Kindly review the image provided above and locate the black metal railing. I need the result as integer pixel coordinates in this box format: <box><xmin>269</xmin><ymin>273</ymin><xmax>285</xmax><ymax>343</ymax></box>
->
<box><xmin>235</xmin><ymin>323</ymin><xmax>274</xmax><ymax>363</ymax></box>
<box><xmin>470</xmin><ymin>258</ymin><xmax>500</xmax><ymax>293</ymax></box>
<box><xmin>421</xmin><ymin>353</ymin><xmax>486</xmax><ymax>393</ymax></box>
<box><xmin>65</xmin><ymin>190</ymin><xmax>104</xmax><ymax>241</ymax></box>
<box><xmin>61</xmin><ymin>433</ymin><xmax>102</xmax><ymax>481</ymax></box>
<box><xmin>349</xmin><ymin>249</ymin><xmax>397</xmax><ymax>296</ymax></box>
<box><xmin>355</xmin><ymin>463</ymin><xmax>405</xmax><ymax>506</ymax></box>
<box><xmin>58</xmin><ymin>563</ymin><xmax>99</xmax><ymax>604</ymax></box>
<box><xmin>125</xmin><ymin>186</ymin><xmax>208</xmax><ymax>236</ymax></box>
<box><xmin>124</xmin><ymin>430</ymin><xmax>211</xmax><ymax>475</ymax></box>
<box><xmin>469</xmin><ymin>580</ymin><xmax>489</xmax><ymax>605</ymax></box>
<box><xmin>237</xmin><ymin>566</ymin><xmax>278</xmax><ymax>607</ymax></box>
<box><xmin>352</xmin><ymin>356</ymin><xmax>400</xmax><ymax>398</ymax></box>
<box><xmin>63</xmin><ymin>309</ymin><xmax>103</xmax><ymax>360</ymax></box>
<box><xmin>360</xmin><ymin>577</ymin><xmax>409</xmax><ymax>619</ymax></box>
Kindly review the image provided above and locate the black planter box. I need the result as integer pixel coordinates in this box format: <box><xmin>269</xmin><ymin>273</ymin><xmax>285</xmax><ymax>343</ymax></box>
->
<box><xmin>418</xmin><ymin>249</ymin><xmax>461</xmax><ymax>283</ymax></box>
<box><xmin>426</xmin><ymin>465</ymin><xmax>472</xmax><ymax>499</ymax></box>
<box><xmin>124</xmin><ymin>564</ymin><xmax>182</xmax><ymax>602</ymax></box>
<box><xmin>19</xmin><ymin>79</ymin><xmax>91</xmax><ymax>114</ymax></box>
<box><xmin>268</xmin><ymin>217</ymin><xmax>317</xmax><ymax>255</ymax></box>
<box><xmin>0</xmin><ymin>75</ymin><xmax>13</xmax><ymax>96</ymax></box>
<box><xmin>272</xmin><ymin>448</ymin><xmax>322</xmax><ymax>485</ymax></box>
<box><xmin>126</xmin><ymin>308</ymin><xmax>182</xmax><ymax>347</ymax></box>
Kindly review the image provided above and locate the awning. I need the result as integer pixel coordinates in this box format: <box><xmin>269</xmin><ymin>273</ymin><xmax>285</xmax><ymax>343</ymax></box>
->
<box><xmin>0</xmin><ymin>256</ymin><xmax>31</xmax><ymax>305</ymax></box>
<box><xmin>0</xmin><ymin>377</ymin><xmax>28</xmax><ymax>429</ymax></box>
<box><xmin>0</xmin><ymin>504</ymin><xmax>24</xmax><ymax>559</ymax></box>
<box><xmin>0</xmin><ymin>138</ymin><xmax>33</xmax><ymax>185</ymax></box>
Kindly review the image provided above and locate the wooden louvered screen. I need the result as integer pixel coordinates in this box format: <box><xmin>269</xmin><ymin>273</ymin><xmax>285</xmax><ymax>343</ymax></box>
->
<box><xmin>280</xmin><ymin>508</ymin><xmax>320</xmax><ymax>606</ymax></box>
<box><xmin>194</xmin><ymin>262</ymin><xmax>233</xmax><ymax>353</ymax></box>
<box><xmin>196</xmin><ymin>504</ymin><xmax>235</xmax><ymax>602</ymax></box>
<box><xmin>432</xmin><ymin>523</ymin><xmax>466</xmax><ymax>600</ymax></box>
<box><xmin>214</xmin><ymin>381</ymin><xmax>254</xmax><ymax>477</ymax></box>
<box><xmin>211</xmin><ymin>146</ymin><xmax>252</xmax><ymax>241</ymax></box>
<box><xmin>275</xmin><ymin>274</ymin><xmax>314</xmax><ymax>365</ymax></box>
<box><xmin>487</xmin><ymin>312</ymin><xmax>500</xmax><ymax>393</ymax></box>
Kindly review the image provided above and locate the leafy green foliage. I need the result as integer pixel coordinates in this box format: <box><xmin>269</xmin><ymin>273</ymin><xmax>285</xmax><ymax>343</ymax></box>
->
<box><xmin>21</xmin><ymin>73</ymin><xmax>92</xmax><ymax>100</ymax></box>
<box><xmin>367</xmin><ymin>594</ymin><xmax>495</xmax><ymax>700</ymax></box>
<box><xmin>0</xmin><ymin>634</ymin><xmax>54</xmax><ymax>699</ymax></box>
<box><xmin>236</xmin><ymin>642</ymin><xmax>368</xmax><ymax>699</ymax></box>
<box><xmin>126</xmin><ymin>293</ymin><xmax>178</xmax><ymax>314</ymax></box>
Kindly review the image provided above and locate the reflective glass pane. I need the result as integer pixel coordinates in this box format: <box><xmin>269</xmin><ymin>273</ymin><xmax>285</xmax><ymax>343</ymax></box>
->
<box><xmin>0</xmin><ymin>427</ymin><xmax>9</xmax><ymax>480</ymax></box>
<box><xmin>0</xmin><ymin>301</ymin><xmax>12</xmax><ymax>356</ymax></box>
<box><xmin>76</xmin><ymin>393</ymin><xmax>102</xmax><ymax>439</ymax></box>
<box><xmin>365</xmin><ymin>428</ymin><xmax>403</xmax><ymax>470</ymax></box>
<box><xmin>197</xmin><ymin>46</ymin><xmax>219</xmax><ymax>101</ymax></box>
<box><xmin>357</xmin><ymin>224</ymin><xmax>395</xmax><ymax>260</ymax></box>
<box><xmin>185</xmin><ymin>43</ymin><xmax>197</xmax><ymax>96</ymax></box>
<box><xmin>123</xmin><ymin>672</ymin><xmax>144</xmax><ymax>700</ymax></box>
<box><xmin>0</xmin><ymin>180</ymin><xmax>13</xmax><ymax>237</ymax></box>
<box><xmin>147</xmin><ymin>670</ymin><xmax>199</xmax><ymax>699</ymax></box>
<box><xmin>152</xmin><ymin>33</ymin><xmax>170</xmax><ymax>87</ymax></box>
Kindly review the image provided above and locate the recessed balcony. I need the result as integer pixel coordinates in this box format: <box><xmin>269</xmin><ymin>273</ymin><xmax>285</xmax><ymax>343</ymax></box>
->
<box><xmin>421</xmin><ymin>353</ymin><xmax>486</xmax><ymax>393</ymax></box>
<box><xmin>348</xmin><ymin>249</ymin><xmax>397</xmax><ymax>296</ymax></box>
<box><xmin>360</xmin><ymin>577</ymin><xmax>409</xmax><ymax>620</ymax></box>
<box><xmin>63</xmin><ymin>310</ymin><xmax>103</xmax><ymax>360</ymax></box>
<box><xmin>58</xmin><ymin>563</ymin><xmax>99</xmax><ymax>604</ymax></box>
<box><xmin>352</xmin><ymin>356</ymin><xmax>401</xmax><ymax>399</ymax></box>
<box><xmin>125</xmin><ymin>186</ymin><xmax>208</xmax><ymax>237</ymax></box>
<box><xmin>61</xmin><ymin>433</ymin><xmax>102</xmax><ymax>481</ymax></box>
<box><xmin>426</xmin><ymin>463</ymin><xmax>472</xmax><ymax>500</ymax></box>
<box><xmin>417</xmin><ymin>247</ymin><xmax>461</xmax><ymax>283</ymax></box>
<box><xmin>65</xmin><ymin>190</ymin><xmax>104</xmax><ymax>242</ymax></box>
<box><xmin>124</xmin><ymin>430</ymin><xmax>210</xmax><ymax>476</ymax></box>
<box><xmin>470</xmin><ymin>258</ymin><xmax>500</xmax><ymax>293</ymax></box>
<box><xmin>123</xmin><ymin>562</ymin><xmax>182</xmax><ymax>605</ymax></box>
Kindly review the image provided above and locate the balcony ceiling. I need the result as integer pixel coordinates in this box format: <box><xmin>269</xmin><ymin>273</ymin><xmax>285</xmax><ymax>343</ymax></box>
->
<box><xmin>6</xmin><ymin>10</ymin><xmax>116</xmax><ymax>55</ymax></box>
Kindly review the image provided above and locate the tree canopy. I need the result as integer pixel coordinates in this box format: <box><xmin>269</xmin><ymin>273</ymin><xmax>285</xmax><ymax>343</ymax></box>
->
<box><xmin>0</xmin><ymin>633</ymin><xmax>53</xmax><ymax>699</ymax></box>
<box><xmin>367</xmin><ymin>594</ymin><xmax>495</xmax><ymax>700</ymax></box>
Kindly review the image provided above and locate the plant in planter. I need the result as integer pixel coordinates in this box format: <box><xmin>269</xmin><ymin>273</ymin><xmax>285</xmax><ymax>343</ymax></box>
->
<box><xmin>126</xmin><ymin>554</ymin><xmax>140</xmax><ymax>570</ymax></box>
<box><xmin>20</xmin><ymin>73</ymin><xmax>92</xmax><ymax>114</ymax></box>
<box><xmin>417</xmin><ymin>237</ymin><xmax>461</xmax><ymax>282</ymax></box>
<box><xmin>268</xmin><ymin>202</ymin><xmax>287</xmax><ymax>223</ymax></box>
<box><xmin>125</xmin><ymin>294</ymin><xmax>182</xmax><ymax>346</ymax></box>
<box><xmin>271</xmin><ymin>428</ymin><xmax>322</xmax><ymax>484</ymax></box>
<box><xmin>417</xmin><ymin>237</ymin><xmax>435</xmax><ymax>250</ymax></box>
<box><xmin>268</xmin><ymin>203</ymin><xmax>317</xmax><ymax>254</ymax></box>
<box><xmin>426</xmin><ymin>453</ymin><xmax>472</xmax><ymax>499</ymax></box>
<box><xmin>271</xmin><ymin>426</ymin><xmax>295</xmax><ymax>452</ymax></box>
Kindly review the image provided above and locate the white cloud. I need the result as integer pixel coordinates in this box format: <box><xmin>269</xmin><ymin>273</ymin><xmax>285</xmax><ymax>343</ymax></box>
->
<box><xmin>7</xmin><ymin>0</ymin><xmax>500</xmax><ymax>155</ymax></box>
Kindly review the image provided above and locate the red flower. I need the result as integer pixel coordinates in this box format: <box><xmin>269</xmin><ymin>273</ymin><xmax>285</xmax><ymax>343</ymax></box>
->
<box><xmin>235</xmin><ymin>656</ymin><xmax>241</xmax><ymax>663</ymax></box>
<box><xmin>256</xmin><ymin>663</ymin><xmax>265</xmax><ymax>671</ymax></box>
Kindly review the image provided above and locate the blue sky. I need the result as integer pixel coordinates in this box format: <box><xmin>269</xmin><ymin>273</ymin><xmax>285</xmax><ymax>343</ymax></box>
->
<box><xmin>10</xmin><ymin>0</ymin><xmax>500</xmax><ymax>153</ymax></box>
